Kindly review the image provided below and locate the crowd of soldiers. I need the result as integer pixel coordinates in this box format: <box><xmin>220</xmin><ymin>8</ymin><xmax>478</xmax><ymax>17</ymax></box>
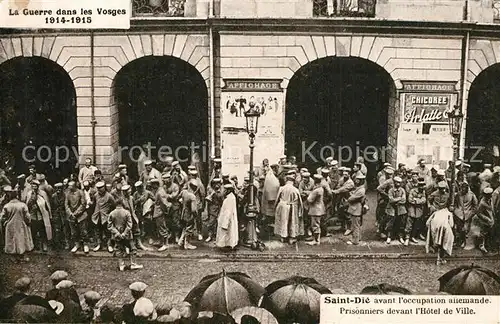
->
<box><xmin>374</xmin><ymin>158</ymin><xmax>500</xmax><ymax>256</ymax></box>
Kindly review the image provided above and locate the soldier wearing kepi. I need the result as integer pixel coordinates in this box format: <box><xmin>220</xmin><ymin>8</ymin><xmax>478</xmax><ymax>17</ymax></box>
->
<box><xmin>405</xmin><ymin>178</ymin><xmax>427</xmax><ymax>246</ymax></box>
<box><xmin>140</xmin><ymin>160</ymin><xmax>162</xmax><ymax>187</ymax></box>
<box><xmin>205</xmin><ymin>178</ymin><xmax>224</xmax><ymax>243</ymax></box>
<box><xmin>92</xmin><ymin>181</ymin><xmax>115</xmax><ymax>253</ymax></box>
<box><xmin>66</xmin><ymin>181</ymin><xmax>89</xmax><ymax>253</ymax></box>
<box><xmin>51</xmin><ymin>183</ymin><xmax>68</xmax><ymax>250</ymax></box>
<box><xmin>178</xmin><ymin>179</ymin><xmax>199</xmax><ymax>250</ymax></box>
<box><xmin>26</xmin><ymin>180</ymin><xmax>52</xmax><ymax>252</ymax></box>
<box><xmin>151</xmin><ymin>178</ymin><xmax>171</xmax><ymax>252</ymax></box>
<box><xmin>108</xmin><ymin>199</ymin><xmax>143</xmax><ymax>271</ymax></box>
<box><xmin>163</xmin><ymin>173</ymin><xmax>181</xmax><ymax>244</ymax></box>
<box><xmin>384</xmin><ymin>176</ymin><xmax>406</xmax><ymax>244</ymax></box>
<box><xmin>305</xmin><ymin>174</ymin><xmax>325</xmax><ymax>246</ymax></box>
<box><xmin>133</xmin><ymin>181</ymin><xmax>155</xmax><ymax>245</ymax></box>
<box><xmin>121</xmin><ymin>184</ymin><xmax>147</xmax><ymax>251</ymax></box>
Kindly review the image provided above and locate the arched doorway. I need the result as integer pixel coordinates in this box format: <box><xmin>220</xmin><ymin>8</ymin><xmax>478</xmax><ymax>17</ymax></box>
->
<box><xmin>0</xmin><ymin>56</ymin><xmax>78</xmax><ymax>183</ymax></box>
<box><xmin>465</xmin><ymin>63</ymin><xmax>500</xmax><ymax>170</ymax></box>
<box><xmin>113</xmin><ymin>56</ymin><xmax>209</xmax><ymax>181</ymax></box>
<box><xmin>285</xmin><ymin>56</ymin><xmax>396</xmax><ymax>178</ymax></box>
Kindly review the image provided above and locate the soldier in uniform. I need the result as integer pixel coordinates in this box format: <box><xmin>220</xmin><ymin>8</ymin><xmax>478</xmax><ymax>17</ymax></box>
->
<box><xmin>305</xmin><ymin>174</ymin><xmax>325</xmax><ymax>246</ymax></box>
<box><xmin>346</xmin><ymin>174</ymin><xmax>367</xmax><ymax>246</ymax></box>
<box><xmin>186</xmin><ymin>170</ymin><xmax>205</xmax><ymax>241</ymax></box>
<box><xmin>51</xmin><ymin>183</ymin><xmax>68</xmax><ymax>250</ymax></box>
<box><xmin>405</xmin><ymin>170</ymin><xmax>420</xmax><ymax>198</ymax></box>
<box><xmin>205</xmin><ymin>178</ymin><xmax>224</xmax><ymax>243</ymax></box>
<box><xmin>133</xmin><ymin>181</ymin><xmax>155</xmax><ymax>245</ymax></box>
<box><xmin>66</xmin><ymin>181</ymin><xmax>89</xmax><ymax>254</ymax></box>
<box><xmin>118</xmin><ymin>164</ymin><xmax>129</xmax><ymax>185</ymax></box>
<box><xmin>428</xmin><ymin>181</ymin><xmax>450</xmax><ymax>214</ymax></box>
<box><xmin>171</xmin><ymin>161</ymin><xmax>187</xmax><ymax>188</ymax></box>
<box><xmin>454</xmin><ymin>181</ymin><xmax>478</xmax><ymax>248</ymax></box>
<box><xmin>151</xmin><ymin>178</ymin><xmax>171</xmax><ymax>252</ymax></box>
<box><xmin>108</xmin><ymin>199</ymin><xmax>143</xmax><ymax>271</ymax></box>
<box><xmin>121</xmin><ymin>184</ymin><xmax>147</xmax><ymax>251</ymax></box>
<box><xmin>26</xmin><ymin>180</ymin><xmax>52</xmax><ymax>252</ymax></box>
<box><xmin>140</xmin><ymin>160</ymin><xmax>162</xmax><ymax>187</ymax></box>
<box><xmin>122</xmin><ymin>282</ymin><xmax>148</xmax><ymax>324</ymax></box>
<box><xmin>163</xmin><ymin>174</ymin><xmax>181</xmax><ymax>244</ymax></box>
<box><xmin>15</xmin><ymin>174</ymin><xmax>30</xmax><ymax>203</ymax></box>
<box><xmin>178</xmin><ymin>179</ymin><xmax>199</xmax><ymax>250</ymax></box>
<box><xmin>406</xmin><ymin>179</ymin><xmax>427</xmax><ymax>245</ymax></box>
<box><xmin>332</xmin><ymin>167</ymin><xmax>355</xmax><ymax>236</ymax></box>
<box><xmin>298</xmin><ymin>172</ymin><xmax>314</xmax><ymax>240</ymax></box>
<box><xmin>384</xmin><ymin>176</ymin><xmax>406</xmax><ymax>244</ymax></box>
<box><xmin>376</xmin><ymin>167</ymin><xmax>394</xmax><ymax>238</ymax></box>
<box><xmin>92</xmin><ymin>181</ymin><xmax>115</xmax><ymax>253</ymax></box>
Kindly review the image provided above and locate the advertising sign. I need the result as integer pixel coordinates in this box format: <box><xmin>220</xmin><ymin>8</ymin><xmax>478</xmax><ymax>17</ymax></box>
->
<box><xmin>221</xmin><ymin>79</ymin><xmax>284</xmax><ymax>182</ymax></box>
<box><xmin>397</xmin><ymin>81</ymin><xmax>458</xmax><ymax>168</ymax></box>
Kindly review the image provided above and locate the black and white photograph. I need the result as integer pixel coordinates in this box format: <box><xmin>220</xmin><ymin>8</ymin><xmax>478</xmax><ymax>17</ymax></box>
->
<box><xmin>1</xmin><ymin>0</ymin><xmax>500</xmax><ymax>323</ymax></box>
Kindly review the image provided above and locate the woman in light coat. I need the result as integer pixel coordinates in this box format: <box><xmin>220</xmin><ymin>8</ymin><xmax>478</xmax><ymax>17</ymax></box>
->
<box><xmin>216</xmin><ymin>184</ymin><xmax>239</xmax><ymax>250</ymax></box>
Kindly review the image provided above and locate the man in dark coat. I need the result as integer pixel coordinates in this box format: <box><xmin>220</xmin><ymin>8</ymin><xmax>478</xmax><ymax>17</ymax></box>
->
<box><xmin>0</xmin><ymin>277</ymin><xmax>31</xmax><ymax>321</ymax></box>
<box><xmin>122</xmin><ymin>282</ymin><xmax>147</xmax><ymax>324</ymax></box>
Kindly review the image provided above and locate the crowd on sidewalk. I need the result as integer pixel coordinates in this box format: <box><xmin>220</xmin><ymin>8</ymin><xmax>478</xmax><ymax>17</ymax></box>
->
<box><xmin>0</xmin><ymin>154</ymin><xmax>499</xmax><ymax>266</ymax></box>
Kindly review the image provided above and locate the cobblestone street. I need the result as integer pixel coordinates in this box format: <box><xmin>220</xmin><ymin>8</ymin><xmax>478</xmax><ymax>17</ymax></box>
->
<box><xmin>1</xmin><ymin>254</ymin><xmax>499</xmax><ymax>309</ymax></box>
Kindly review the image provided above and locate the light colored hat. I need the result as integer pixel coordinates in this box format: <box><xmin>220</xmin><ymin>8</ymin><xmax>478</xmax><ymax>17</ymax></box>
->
<box><xmin>330</xmin><ymin>160</ymin><xmax>339</xmax><ymax>166</ymax></box>
<box><xmin>31</xmin><ymin>180</ymin><xmax>40</xmax><ymax>185</ymax></box>
<box><xmin>48</xmin><ymin>300</ymin><xmax>64</xmax><ymax>315</ymax></box>
<box><xmin>455</xmin><ymin>160</ymin><xmax>462</xmax><ymax>166</ymax></box>
<box><xmin>187</xmin><ymin>166</ymin><xmax>196</xmax><ymax>170</ymax></box>
<box><xmin>484</xmin><ymin>187</ymin><xmax>494</xmax><ymax>195</ymax></box>
<box><xmin>17</xmin><ymin>174</ymin><xmax>25</xmax><ymax>179</ymax></box>
<box><xmin>385</xmin><ymin>168</ymin><xmax>394</xmax><ymax>174</ymax></box>
<box><xmin>144</xmin><ymin>160</ymin><xmax>153</xmax><ymax>166</ymax></box>
<box><xmin>283</xmin><ymin>164</ymin><xmax>293</xmax><ymax>169</ymax></box>
<box><xmin>14</xmin><ymin>277</ymin><xmax>31</xmax><ymax>289</ymax></box>
<box><xmin>418</xmin><ymin>180</ymin><xmax>426</xmax><ymax>185</ymax></box>
<box><xmin>313</xmin><ymin>174</ymin><xmax>323</xmax><ymax>180</ymax></box>
<box><xmin>437</xmin><ymin>181</ymin><xmax>447</xmax><ymax>188</ymax></box>
<box><xmin>223</xmin><ymin>183</ymin><xmax>233</xmax><ymax>189</ymax></box>
<box><xmin>172</xmin><ymin>161</ymin><xmax>180</xmax><ymax>167</ymax></box>
<box><xmin>3</xmin><ymin>185</ymin><xmax>12</xmax><ymax>192</ymax></box>
<box><xmin>118</xmin><ymin>164</ymin><xmax>127</xmax><ymax>169</ymax></box>
<box><xmin>50</xmin><ymin>270</ymin><xmax>68</xmax><ymax>281</ymax></box>
<box><xmin>243</xmin><ymin>176</ymin><xmax>250</xmax><ymax>181</ymax></box>
<box><xmin>213</xmin><ymin>158</ymin><xmax>222</xmax><ymax>163</ymax></box>
<box><xmin>437</xmin><ymin>170</ymin><xmax>445</xmax><ymax>176</ymax></box>
<box><xmin>150</xmin><ymin>178</ymin><xmax>160</xmax><ymax>184</ymax></box>
<box><xmin>162</xmin><ymin>173</ymin><xmax>171</xmax><ymax>179</ymax></box>
<box><xmin>356</xmin><ymin>174</ymin><xmax>366</xmax><ymax>180</ymax></box>
<box><xmin>411</xmin><ymin>170</ymin><xmax>419</xmax><ymax>175</ymax></box>
<box><xmin>84</xmin><ymin>291</ymin><xmax>101</xmax><ymax>303</ymax></box>
<box><xmin>188</xmin><ymin>170</ymin><xmax>198</xmax><ymax>175</ymax></box>
<box><xmin>114</xmin><ymin>173</ymin><xmax>121</xmax><ymax>179</ymax></box>
<box><xmin>258</xmin><ymin>175</ymin><xmax>265</xmax><ymax>180</ymax></box>
<box><xmin>285</xmin><ymin>175</ymin><xmax>295</xmax><ymax>181</ymax></box>
<box><xmin>211</xmin><ymin>178</ymin><xmax>222</xmax><ymax>183</ymax></box>
<box><xmin>393</xmin><ymin>176</ymin><xmax>402</xmax><ymax>183</ymax></box>
<box><xmin>56</xmin><ymin>280</ymin><xmax>74</xmax><ymax>289</ymax></box>
<box><xmin>321</xmin><ymin>168</ymin><xmax>330</xmax><ymax>174</ymax></box>
<box><xmin>326</xmin><ymin>157</ymin><xmax>334</xmax><ymax>162</ymax></box>
<box><xmin>96</xmin><ymin>181</ymin><xmax>105</xmax><ymax>188</ymax></box>
<box><xmin>82</xmin><ymin>181</ymin><xmax>89</xmax><ymax>187</ymax></box>
<box><xmin>300</xmin><ymin>168</ymin><xmax>308</xmax><ymax>173</ymax></box>
<box><xmin>135</xmin><ymin>181</ymin><xmax>143</xmax><ymax>187</ymax></box>
<box><xmin>494</xmin><ymin>166</ymin><xmax>500</xmax><ymax>173</ymax></box>
<box><xmin>383</xmin><ymin>163</ymin><xmax>391</xmax><ymax>167</ymax></box>
<box><xmin>303</xmin><ymin>172</ymin><xmax>311</xmax><ymax>177</ymax></box>
<box><xmin>342</xmin><ymin>167</ymin><xmax>352</xmax><ymax>172</ymax></box>
<box><xmin>484</xmin><ymin>163</ymin><xmax>492</xmax><ymax>168</ymax></box>
<box><xmin>287</xmin><ymin>170</ymin><xmax>296</xmax><ymax>175</ymax></box>
<box><xmin>134</xmin><ymin>297</ymin><xmax>157</xmax><ymax>319</ymax></box>
<box><xmin>463</xmin><ymin>163</ymin><xmax>471</xmax><ymax>168</ymax></box>
<box><xmin>121</xmin><ymin>184</ymin><xmax>131</xmax><ymax>191</ymax></box>
<box><xmin>279</xmin><ymin>155</ymin><xmax>287</xmax><ymax>159</ymax></box>
<box><xmin>129</xmin><ymin>281</ymin><xmax>148</xmax><ymax>292</ymax></box>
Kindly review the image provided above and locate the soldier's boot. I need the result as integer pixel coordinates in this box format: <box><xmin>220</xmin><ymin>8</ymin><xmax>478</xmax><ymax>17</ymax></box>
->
<box><xmin>177</xmin><ymin>232</ymin><xmax>186</xmax><ymax>247</ymax></box>
<box><xmin>205</xmin><ymin>233</ymin><xmax>213</xmax><ymax>243</ymax></box>
<box><xmin>130</xmin><ymin>256</ymin><xmax>143</xmax><ymax>270</ymax></box>
<box><xmin>71</xmin><ymin>243</ymin><xmax>80</xmax><ymax>253</ymax></box>
<box><xmin>136</xmin><ymin>238</ymin><xmax>148</xmax><ymax>251</ymax></box>
<box><xmin>183</xmin><ymin>237</ymin><xmax>197</xmax><ymax>250</ymax></box>
<box><xmin>158</xmin><ymin>238</ymin><xmax>169</xmax><ymax>252</ymax></box>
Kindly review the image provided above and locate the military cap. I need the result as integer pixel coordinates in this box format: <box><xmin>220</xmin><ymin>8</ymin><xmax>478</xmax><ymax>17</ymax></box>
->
<box><xmin>223</xmin><ymin>183</ymin><xmax>233</xmax><ymax>189</ymax></box>
<box><xmin>211</xmin><ymin>178</ymin><xmax>222</xmax><ymax>183</ymax></box>
<box><xmin>3</xmin><ymin>185</ymin><xmax>12</xmax><ymax>192</ymax></box>
<box><xmin>187</xmin><ymin>166</ymin><xmax>196</xmax><ymax>170</ymax></box>
<box><xmin>134</xmin><ymin>297</ymin><xmax>156</xmax><ymax>318</ymax></box>
<box><xmin>213</xmin><ymin>158</ymin><xmax>222</xmax><ymax>163</ymax></box>
<box><xmin>356</xmin><ymin>174</ymin><xmax>366</xmax><ymax>180</ymax></box>
<box><xmin>129</xmin><ymin>281</ymin><xmax>148</xmax><ymax>292</ymax></box>
<box><xmin>385</xmin><ymin>168</ymin><xmax>394</xmax><ymax>174</ymax></box>
<box><xmin>303</xmin><ymin>172</ymin><xmax>311</xmax><ymax>177</ymax></box>
<box><xmin>56</xmin><ymin>280</ymin><xmax>74</xmax><ymax>289</ymax></box>
<box><xmin>313</xmin><ymin>174</ymin><xmax>323</xmax><ymax>180</ymax></box>
<box><xmin>95</xmin><ymin>181</ymin><xmax>105</xmax><ymax>188</ymax></box>
<box><xmin>437</xmin><ymin>170</ymin><xmax>445</xmax><ymax>176</ymax></box>
<box><xmin>83</xmin><ymin>181</ymin><xmax>90</xmax><ymax>187</ymax></box>
<box><xmin>39</xmin><ymin>174</ymin><xmax>46</xmax><ymax>180</ymax></box>
<box><xmin>417</xmin><ymin>158</ymin><xmax>426</xmax><ymax>164</ymax></box>
<box><xmin>484</xmin><ymin>187</ymin><xmax>494</xmax><ymax>195</ymax></box>
<box><xmin>28</xmin><ymin>164</ymin><xmax>36</xmax><ymax>169</ymax></box>
<box><xmin>17</xmin><ymin>174</ymin><xmax>26</xmax><ymax>179</ymax></box>
<box><xmin>258</xmin><ymin>175</ymin><xmax>265</xmax><ymax>180</ymax></box>
<box><xmin>188</xmin><ymin>170</ymin><xmax>198</xmax><ymax>176</ymax></box>
<box><xmin>113</xmin><ymin>173</ymin><xmax>121</xmax><ymax>179</ymax></box>
<box><xmin>283</xmin><ymin>164</ymin><xmax>293</xmax><ymax>169</ymax></box>
<box><xmin>393</xmin><ymin>176</ymin><xmax>403</xmax><ymax>183</ymax></box>
<box><xmin>300</xmin><ymin>168</ymin><xmax>308</xmax><ymax>173</ymax></box>
<box><xmin>330</xmin><ymin>160</ymin><xmax>339</xmax><ymax>166</ymax></box>
<box><xmin>50</xmin><ymin>270</ymin><xmax>68</xmax><ymax>281</ymax></box>
<box><xmin>144</xmin><ymin>160</ymin><xmax>153</xmax><ymax>166</ymax></box>
<box><xmin>172</xmin><ymin>161</ymin><xmax>180</xmax><ymax>167</ymax></box>
<box><xmin>484</xmin><ymin>163</ymin><xmax>492</xmax><ymax>168</ymax></box>
<box><xmin>135</xmin><ymin>181</ymin><xmax>143</xmax><ymax>187</ymax></box>
<box><xmin>118</xmin><ymin>164</ymin><xmax>127</xmax><ymax>169</ymax></box>
<box><xmin>287</xmin><ymin>170</ymin><xmax>296</xmax><ymax>175</ymax></box>
<box><xmin>150</xmin><ymin>178</ymin><xmax>160</xmax><ymax>184</ymax></box>
<box><xmin>437</xmin><ymin>181</ymin><xmax>447</xmax><ymax>188</ymax></box>
<box><xmin>14</xmin><ymin>277</ymin><xmax>31</xmax><ymax>289</ymax></box>
<box><xmin>243</xmin><ymin>176</ymin><xmax>250</xmax><ymax>182</ymax></box>
<box><xmin>164</xmin><ymin>156</ymin><xmax>174</xmax><ymax>162</ymax></box>
<box><xmin>494</xmin><ymin>166</ymin><xmax>500</xmax><ymax>173</ymax></box>
<box><xmin>455</xmin><ymin>160</ymin><xmax>462</xmax><ymax>166</ymax></box>
<box><xmin>68</xmin><ymin>181</ymin><xmax>76</xmax><ymax>187</ymax></box>
<box><xmin>383</xmin><ymin>162</ymin><xmax>391</xmax><ymax>167</ymax></box>
<box><xmin>84</xmin><ymin>291</ymin><xmax>101</xmax><ymax>302</ymax></box>
<box><xmin>326</xmin><ymin>157</ymin><xmax>334</xmax><ymax>162</ymax></box>
<box><xmin>418</xmin><ymin>180</ymin><xmax>426</xmax><ymax>185</ymax></box>
<box><xmin>105</xmin><ymin>183</ymin><xmax>112</xmax><ymax>190</ymax></box>
<box><xmin>279</xmin><ymin>155</ymin><xmax>287</xmax><ymax>159</ymax></box>
<box><xmin>321</xmin><ymin>168</ymin><xmax>330</xmax><ymax>174</ymax></box>
<box><xmin>31</xmin><ymin>180</ymin><xmax>40</xmax><ymax>185</ymax></box>
<box><xmin>222</xmin><ymin>173</ymin><xmax>230</xmax><ymax>178</ymax></box>
<box><xmin>286</xmin><ymin>175</ymin><xmax>295</xmax><ymax>181</ymax></box>
<box><xmin>411</xmin><ymin>170</ymin><xmax>419</xmax><ymax>175</ymax></box>
<box><xmin>463</xmin><ymin>163</ymin><xmax>471</xmax><ymax>168</ymax></box>
<box><xmin>161</xmin><ymin>173</ymin><xmax>171</xmax><ymax>179</ymax></box>
<box><xmin>291</xmin><ymin>164</ymin><xmax>298</xmax><ymax>169</ymax></box>
<box><xmin>121</xmin><ymin>184</ymin><xmax>131</xmax><ymax>191</ymax></box>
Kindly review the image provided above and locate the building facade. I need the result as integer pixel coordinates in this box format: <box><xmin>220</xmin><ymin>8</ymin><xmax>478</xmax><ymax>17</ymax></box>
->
<box><xmin>2</xmin><ymin>0</ymin><xmax>500</xmax><ymax>181</ymax></box>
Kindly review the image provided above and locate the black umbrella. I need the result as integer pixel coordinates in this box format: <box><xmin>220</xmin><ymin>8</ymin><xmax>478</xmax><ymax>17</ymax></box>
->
<box><xmin>185</xmin><ymin>270</ymin><xmax>265</xmax><ymax>315</ymax></box>
<box><xmin>360</xmin><ymin>283</ymin><xmax>412</xmax><ymax>295</ymax></box>
<box><xmin>438</xmin><ymin>264</ymin><xmax>500</xmax><ymax>295</ymax></box>
<box><xmin>259</xmin><ymin>276</ymin><xmax>332</xmax><ymax>324</ymax></box>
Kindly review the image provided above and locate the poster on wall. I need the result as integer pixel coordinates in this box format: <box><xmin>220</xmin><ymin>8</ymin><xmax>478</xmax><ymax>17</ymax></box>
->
<box><xmin>396</xmin><ymin>81</ymin><xmax>458</xmax><ymax>169</ymax></box>
<box><xmin>221</xmin><ymin>79</ymin><xmax>284</xmax><ymax>182</ymax></box>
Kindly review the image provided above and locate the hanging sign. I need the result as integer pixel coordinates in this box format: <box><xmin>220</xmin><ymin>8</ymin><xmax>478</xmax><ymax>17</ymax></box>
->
<box><xmin>397</xmin><ymin>81</ymin><xmax>458</xmax><ymax>168</ymax></box>
<box><xmin>221</xmin><ymin>79</ymin><xmax>284</xmax><ymax>182</ymax></box>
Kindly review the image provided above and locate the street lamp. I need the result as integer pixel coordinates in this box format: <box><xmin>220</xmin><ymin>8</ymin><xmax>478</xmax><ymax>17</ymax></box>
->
<box><xmin>244</xmin><ymin>105</ymin><xmax>261</xmax><ymax>248</ymax></box>
<box><xmin>447</xmin><ymin>105</ymin><xmax>464</xmax><ymax>210</ymax></box>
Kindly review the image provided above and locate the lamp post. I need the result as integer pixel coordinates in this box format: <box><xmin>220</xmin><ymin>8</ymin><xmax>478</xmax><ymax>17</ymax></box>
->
<box><xmin>448</xmin><ymin>105</ymin><xmax>464</xmax><ymax>210</ymax></box>
<box><xmin>244</xmin><ymin>105</ymin><xmax>261</xmax><ymax>247</ymax></box>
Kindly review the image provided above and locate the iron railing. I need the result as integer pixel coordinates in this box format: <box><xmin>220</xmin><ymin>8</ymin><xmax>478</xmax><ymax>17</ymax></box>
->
<box><xmin>494</xmin><ymin>0</ymin><xmax>500</xmax><ymax>22</ymax></box>
<box><xmin>132</xmin><ymin>0</ymin><xmax>185</xmax><ymax>17</ymax></box>
<box><xmin>314</xmin><ymin>0</ymin><xmax>376</xmax><ymax>17</ymax></box>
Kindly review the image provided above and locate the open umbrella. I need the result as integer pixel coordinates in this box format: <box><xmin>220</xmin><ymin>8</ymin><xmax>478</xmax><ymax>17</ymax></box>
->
<box><xmin>185</xmin><ymin>270</ymin><xmax>265</xmax><ymax>315</ymax></box>
<box><xmin>259</xmin><ymin>276</ymin><xmax>332</xmax><ymax>324</ymax></box>
<box><xmin>231</xmin><ymin>306</ymin><xmax>278</xmax><ymax>324</ymax></box>
<box><xmin>360</xmin><ymin>283</ymin><xmax>412</xmax><ymax>295</ymax></box>
<box><xmin>11</xmin><ymin>295</ymin><xmax>60</xmax><ymax>323</ymax></box>
<box><xmin>438</xmin><ymin>264</ymin><xmax>500</xmax><ymax>295</ymax></box>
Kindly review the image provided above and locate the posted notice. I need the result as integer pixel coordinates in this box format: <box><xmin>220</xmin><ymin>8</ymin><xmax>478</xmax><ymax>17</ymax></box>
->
<box><xmin>320</xmin><ymin>295</ymin><xmax>500</xmax><ymax>324</ymax></box>
<box><xmin>0</xmin><ymin>0</ymin><xmax>131</xmax><ymax>29</ymax></box>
